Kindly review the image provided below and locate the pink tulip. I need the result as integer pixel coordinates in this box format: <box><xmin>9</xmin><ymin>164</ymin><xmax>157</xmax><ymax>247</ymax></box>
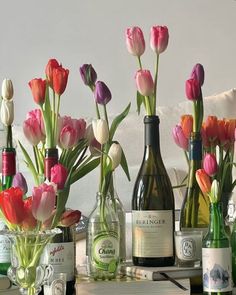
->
<box><xmin>23</xmin><ymin>116</ymin><xmax>44</xmax><ymax>146</ymax></box>
<box><xmin>135</xmin><ymin>69</ymin><xmax>154</xmax><ymax>96</ymax></box>
<box><xmin>203</xmin><ymin>154</ymin><xmax>218</xmax><ymax>177</ymax></box>
<box><xmin>59</xmin><ymin>209</ymin><xmax>81</xmax><ymax>227</ymax></box>
<box><xmin>172</xmin><ymin>125</ymin><xmax>188</xmax><ymax>150</ymax></box>
<box><xmin>51</xmin><ymin>164</ymin><xmax>68</xmax><ymax>190</ymax></box>
<box><xmin>32</xmin><ymin>183</ymin><xmax>56</xmax><ymax>222</ymax></box>
<box><xmin>73</xmin><ymin>118</ymin><xmax>86</xmax><ymax>141</ymax></box>
<box><xmin>150</xmin><ymin>26</ymin><xmax>169</xmax><ymax>54</ymax></box>
<box><xmin>27</xmin><ymin>109</ymin><xmax>45</xmax><ymax>136</ymax></box>
<box><xmin>185</xmin><ymin>78</ymin><xmax>201</xmax><ymax>101</ymax></box>
<box><xmin>126</xmin><ymin>27</ymin><xmax>145</xmax><ymax>57</ymax></box>
<box><xmin>59</xmin><ymin>125</ymin><xmax>77</xmax><ymax>149</ymax></box>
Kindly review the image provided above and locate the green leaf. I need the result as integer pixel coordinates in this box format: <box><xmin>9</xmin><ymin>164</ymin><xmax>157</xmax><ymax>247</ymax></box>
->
<box><xmin>70</xmin><ymin>158</ymin><xmax>100</xmax><ymax>184</ymax></box>
<box><xmin>136</xmin><ymin>91</ymin><xmax>145</xmax><ymax>115</ymax></box>
<box><xmin>120</xmin><ymin>148</ymin><xmax>131</xmax><ymax>181</ymax></box>
<box><xmin>110</xmin><ymin>103</ymin><xmax>131</xmax><ymax>140</ymax></box>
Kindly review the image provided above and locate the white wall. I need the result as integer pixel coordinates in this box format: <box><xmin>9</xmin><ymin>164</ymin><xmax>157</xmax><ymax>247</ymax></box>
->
<box><xmin>1</xmin><ymin>0</ymin><xmax>236</xmax><ymax>215</ymax></box>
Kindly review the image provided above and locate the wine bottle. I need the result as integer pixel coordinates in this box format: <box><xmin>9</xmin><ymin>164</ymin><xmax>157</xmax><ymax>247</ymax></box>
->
<box><xmin>132</xmin><ymin>116</ymin><xmax>175</xmax><ymax>267</ymax></box>
<box><xmin>0</xmin><ymin>147</ymin><xmax>16</xmax><ymax>274</ymax></box>
<box><xmin>202</xmin><ymin>202</ymin><xmax>232</xmax><ymax>295</ymax></box>
<box><xmin>231</xmin><ymin>218</ymin><xmax>236</xmax><ymax>285</ymax></box>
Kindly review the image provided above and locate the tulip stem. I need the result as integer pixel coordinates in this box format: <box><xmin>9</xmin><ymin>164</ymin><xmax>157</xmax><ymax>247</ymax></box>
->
<box><xmin>95</xmin><ymin>102</ymin><xmax>101</xmax><ymax>119</ymax></box>
<box><xmin>99</xmin><ymin>145</ymin><xmax>104</xmax><ymax>192</ymax></box>
<box><xmin>52</xmin><ymin>90</ymin><xmax>56</xmax><ymax>138</ymax></box>
<box><xmin>153</xmin><ymin>54</ymin><xmax>159</xmax><ymax>116</ymax></box>
<box><xmin>103</xmin><ymin>105</ymin><xmax>109</xmax><ymax>132</ymax></box>
<box><xmin>137</xmin><ymin>57</ymin><xmax>142</xmax><ymax>70</ymax></box>
<box><xmin>33</xmin><ymin>146</ymin><xmax>40</xmax><ymax>174</ymax></box>
<box><xmin>54</xmin><ymin>94</ymin><xmax>61</xmax><ymax>146</ymax></box>
<box><xmin>144</xmin><ymin>96</ymin><xmax>152</xmax><ymax>116</ymax></box>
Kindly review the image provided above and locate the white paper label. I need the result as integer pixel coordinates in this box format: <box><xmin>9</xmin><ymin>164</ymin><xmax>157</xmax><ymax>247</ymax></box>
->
<box><xmin>132</xmin><ymin>210</ymin><xmax>173</xmax><ymax>257</ymax></box>
<box><xmin>41</xmin><ymin>242</ymin><xmax>74</xmax><ymax>281</ymax></box>
<box><xmin>202</xmin><ymin>248</ymin><xmax>232</xmax><ymax>292</ymax></box>
<box><xmin>0</xmin><ymin>220</ymin><xmax>10</xmax><ymax>263</ymax></box>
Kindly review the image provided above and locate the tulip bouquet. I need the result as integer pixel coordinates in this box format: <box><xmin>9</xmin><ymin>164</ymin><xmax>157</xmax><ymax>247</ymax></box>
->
<box><xmin>125</xmin><ymin>25</ymin><xmax>169</xmax><ymax>115</ymax></box>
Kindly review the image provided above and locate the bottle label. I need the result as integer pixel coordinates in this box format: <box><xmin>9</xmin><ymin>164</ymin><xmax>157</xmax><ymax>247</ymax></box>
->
<box><xmin>92</xmin><ymin>231</ymin><xmax>119</xmax><ymax>272</ymax></box>
<box><xmin>202</xmin><ymin>247</ymin><xmax>232</xmax><ymax>292</ymax></box>
<box><xmin>2</xmin><ymin>151</ymin><xmax>16</xmax><ymax>176</ymax></box>
<box><xmin>132</xmin><ymin>210</ymin><xmax>173</xmax><ymax>258</ymax></box>
<box><xmin>0</xmin><ymin>221</ymin><xmax>10</xmax><ymax>263</ymax></box>
<box><xmin>41</xmin><ymin>242</ymin><xmax>74</xmax><ymax>281</ymax></box>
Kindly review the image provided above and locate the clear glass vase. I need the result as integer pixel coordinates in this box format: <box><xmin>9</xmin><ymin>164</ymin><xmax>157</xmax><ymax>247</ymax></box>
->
<box><xmin>2</xmin><ymin>228</ymin><xmax>61</xmax><ymax>295</ymax></box>
<box><xmin>87</xmin><ymin>192</ymin><xmax>120</xmax><ymax>280</ymax></box>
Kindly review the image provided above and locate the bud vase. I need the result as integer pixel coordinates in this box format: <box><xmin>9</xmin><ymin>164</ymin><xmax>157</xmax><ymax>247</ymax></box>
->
<box><xmin>2</xmin><ymin>228</ymin><xmax>61</xmax><ymax>295</ymax></box>
<box><xmin>87</xmin><ymin>192</ymin><xmax>120</xmax><ymax>280</ymax></box>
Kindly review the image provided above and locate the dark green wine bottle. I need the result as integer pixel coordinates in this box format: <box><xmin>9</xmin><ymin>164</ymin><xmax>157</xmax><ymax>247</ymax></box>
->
<box><xmin>132</xmin><ymin>116</ymin><xmax>175</xmax><ymax>267</ymax></box>
<box><xmin>202</xmin><ymin>202</ymin><xmax>232</xmax><ymax>295</ymax></box>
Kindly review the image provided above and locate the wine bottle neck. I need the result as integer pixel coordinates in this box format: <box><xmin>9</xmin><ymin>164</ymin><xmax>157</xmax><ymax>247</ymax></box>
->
<box><xmin>144</xmin><ymin>115</ymin><xmax>160</xmax><ymax>152</ymax></box>
<box><xmin>44</xmin><ymin>148</ymin><xmax>58</xmax><ymax>181</ymax></box>
<box><xmin>2</xmin><ymin>148</ymin><xmax>16</xmax><ymax>189</ymax></box>
<box><xmin>189</xmin><ymin>132</ymin><xmax>202</xmax><ymax>161</ymax></box>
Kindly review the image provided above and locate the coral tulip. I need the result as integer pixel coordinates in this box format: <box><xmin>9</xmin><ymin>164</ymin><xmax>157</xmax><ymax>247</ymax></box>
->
<box><xmin>1</xmin><ymin>79</ymin><xmax>14</xmax><ymax>100</ymax></box>
<box><xmin>108</xmin><ymin>143</ymin><xmax>122</xmax><ymax>170</ymax></box>
<box><xmin>23</xmin><ymin>116</ymin><xmax>44</xmax><ymax>146</ymax></box>
<box><xmin>45</xmin><ymin>59</ymin><xmax>60</xmax><ymax>88</ymax></box>
<box><xmin>59</xmin><ymin>209</ymin><xmax>81</xmax><ymax>227</ymax></box>
<box><xmin>135</xmin><ymin>69</ymin><xmax>154</xmax><ymax>97</ymax></box>
<box><xmin>79</xmin><ymin>64</ymin><xmax>97</xmax><ymax>87</ymax></box>
<box><xmin>203</xmin><ymin>153</ymin><xmax>218</xmax><ymax>177</ymax></box>
<box><xmin>28</xmin><ymin>78</ymin><xmax>46</xmax><ymax>105</ymax></box>
<box><xmin>0</xmin><ymin>187</ymin><xmax>25</xmax><ymax>224</ymax></box>
<box><xmin>52</xmin><ymin>66</ymin><xmax>69</xmax><ymax>95</ymax></box>
<box><xmin>94</xmin><ymin>81</ymin><xmax>112</xmax><ymax>105</ymax></box>
<box><xmin>51</xmin><ymin>164</ymin><xmax>68</xmax><ymax>190</ymax></box>
<box><xmin>196</xmin><ymin>169</ymin><xmax>212</xmax><ymax>194</ymax></box>
<box><xmin>32</xmin><ymin>183</ymin><xmax>56</xmax><ymax>222</ymax></box>
<box><xmin>190</xmin><ymin>63</ymin><xmax>205</xmax><ymax>86</ymax></box>
<box><xmin>172</xmin><ymin>125</ymin><xmax>188</xmax><ymax>150</ymax></box>
<box><xmin>185</xmin><ymin>78</ymin><xmax>201</xmax><ymax>101</ymax></box>
<box><xmin>12</xmin><ymin>172</ymin><xmax>28</xmax><ymax>194</ymax></box>
<box><xmin>150</xmin><ymin>26</ymin><xmax>169</xmax><ymax>54</ymax></box>
<box><xmin>126</xmin><ymin>27</ymin><xmax>145</xmax><ymax>57</ymax></box>
<box><xmin>181</xmin><ymin>115</ymin><xmax>193</xmax><ymax>139</ymax></box>
<box><xmin>92</xmin><ymin>119</ymin><xmax>109</xmax><ymax>145</ymax></box>
<box><xmin>204</xmin><ymin>116</ymin><xmax>218</xmax><ymax>142</ymax></box>
<box><xmin>22</xmin><ymin>197</ymin><xmax>37</xmax><ymax>230</ymax></box>
<box><xmin>1</xmin><ymin>99</ymin><xmax>14</xmax><ymax>126</ymax></box>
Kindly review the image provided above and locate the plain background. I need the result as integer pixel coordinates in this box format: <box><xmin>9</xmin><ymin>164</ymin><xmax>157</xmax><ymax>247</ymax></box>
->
<box><xmin>1</xmin><ymin>0</ymin><xmax>236</xmax><ymax>214</ymax></box>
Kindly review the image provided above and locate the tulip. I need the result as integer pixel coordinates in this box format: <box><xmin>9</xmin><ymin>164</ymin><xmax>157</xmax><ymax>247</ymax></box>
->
<box><xmin>59</xmin><ymin>125</ymin><xmax>77</xmax><ymax>149</ymax></box>
<box><xmin>45</xmin><ymin>59</ymin><xmax>60</xmax><ymax>88</ymax></box>
<box><xmin>225</xmin><ymin>119</ymin><xmax>236</xmax><ymax>142</ymax></box>
<box><xmin>196</xmin><ymin>169</ymin><xmax>212</xmax><ymax>194</ymax></box>
<box><xmin>108</xmin><ymin>143</ymin><xmax>122</xmax><ymax>170</ymax></box>
<box><xmin>217</xmin><ymin>119</ymin><xmax>228</xmax><ymax>147</ymax></box>
<box><xmin>27</xmin><ymin>109</ymin><xmax>45</xmax><ymax>137</ymax></box>
<box><xmin>126</xmin><ymin>26</ymin><xmax>145</xmax><ymax>57</ymax></box>
<box><xmin>201</xmin><ymin>124</ymin><xmax>210</xmax><ymax>149</ymax></box>
<box><xmin>185</xmin><ymin>78</ymin><xmax>201</xmax><ymax>101</ymax></box>
<box><xmin>22</xmin><ymin>197</ymin><xmax>37</xmax><ymax>230</ymax></box>
<box><xmin>79</xmin><ymin>64</ymin><xmax>97</xmax><ymax>87</ymax></box>
<box><xmin>89</xmin><ymin>138</ymin><xmax>101</xmax><ymax>156</ymax></box>
<box><xmin>23</xmin><ymin>116</ymin><xmax>44</xmax><ymax>146</ymax></box>
<box><xmin>12</xmin><ymin>172</ymin><xmax>28</xmax><ymax>194</ymax></box>
<box><xmin>203</xmin><ymin>154</ymin><xmax>218</xmax><ymax>177</ymax></box>
<box><xmin>172</xmin><ymin>125</ymin><xmax>188</xmax><ymax>150</ymax></box>
<box><xmin>28</xmin><ymin>78</ymin><xmax>46</xmax><ymax>105</ymax></box>
<box><xmin>51</xmin><ymin>164</ymin><xmax>68</xmax><ymax>190</ymax></box>
<box><xmin>204</xmin><ymin>116</ymin><xmax>218</xmax><ymax>142</ymax></box>
<box><xmin>150</xmin><ymin>26</ymin><xmax>169</xmax><ymax>54</ymax></box>
<box><xmin>94</xmin><ymin>81</ymin><xmax>112</xmax><ymax>105</ymax></box>
<box><xmin>92</xmin><ymin>119</ymin><xmax>109</xmax><ymax>145</ymax></box>
<box><xmin>181</xmin><ymin>115</ymin><xmax>193</xmax><ymax>139</ymax></box>
<box><xmin>190</xmin><ymin>63</ymin><xmax>205</xmax><ymax>86</ymax></box>
<box><xmin>135</xmin><ymin>69</ymin><xmax>154</xmax><ymax>97</ymax></box>
<box><xmin>52</xmin><ymin>66</ymin><xmax>69</xmax><ymax>95</ymax></box>
<box><xmin>1</xmin><ymin>99</ymin><xmax>14</xmax><ymax>126</ymax></box>
<box><xmin>0</xmin><ymin>187</ymin><xmax>25</xmax><ymax>224</ymax></box>
<box><xmin>73</xmin><ymin>118</ymin><xmax>86</xmax><ymax>141</ymax></box>
<box><xmin>1</xmin><ymin>79</ymin><xmax>14</xmax><ymax>100</ymax></box>
<box><xmin>85</xmin><ymin>123</ymin><xmax>94</xmax><ymax>145</ymax></box>
<box><xmin>59</xmin><ymin>209</ymin><xmax>81</xmax><ymax>227</ymax></box>
<box><xmin>210</xmin><ymin>180</ymin><xmax>220</xmax><ymax>203</ymax></box>
<box><xmin>32</xmin><ymin>183</ymin><xmax>56</xmax><ymax>222</ymax></box>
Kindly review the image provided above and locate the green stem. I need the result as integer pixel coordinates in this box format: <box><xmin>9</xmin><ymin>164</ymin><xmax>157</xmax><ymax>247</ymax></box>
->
<box><xmin>99</xmin><ymin>146</ymin><xmax>104</xmax><ymax>192</ymax></box>
<box><xmin>184</xmin><ymin>150</ymin><xmax>189</xmax><ymax>169</ymax></box>
<box><xmin>144</xmin><ymin>96</ymin><xmax>152</xmax><ymax>116</ymax></box>
<box><xmin>137</xmin><ymin>56</ymin><xmax>142</xmax><ymax>69</ymax></box>
<box><xmin>33</xmin><ymin>146</ymin><xmax>39</xmax><ymax>174</ymax></box>
<box><xmin>95</xmin><ymin>102</ymin><xmax>101</xmax><ymax>119</ymax></box>
<box><xmin>153</xmin><ymin>54</ymin><xmax>159</xmax><ymax>116</ymax></box>
<box><xmin>54</xmin><ymin>94</ymin><xmax>61</xmax><ymax>146</ymax></box>
<box><xmin>193</xmin><ymin>101</ymin><xmax>197</xmax><ymax>132</ymax></box>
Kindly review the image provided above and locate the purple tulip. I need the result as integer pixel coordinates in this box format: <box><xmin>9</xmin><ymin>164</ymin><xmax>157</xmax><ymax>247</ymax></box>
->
<box><xmin>203</xmin><ymin>153</ymin><xmax>218</xmax><ymax>177</ymax></box>
<box><xmin>191</xmin><ymin>63</ymin><xmax>205</xmax><ymax>86</ymax></box>
<box><xmin>172</xmin><ymin>125</ymin><xmax>188</xmax><ymax>150</ymax></box>
<box><xmin>79</xmin><ymin>64</ymin><xmax>97</xmax><ymax>87</ymax></box>
<box><xmin>94</xmin><ymin>81</ymin><xmax>112</xmax><ymax>105</ymax></box>
<box><xmin>12</xmin><ymin>172</ymin><xmax>28</xmax><ymax>194</ymax></box>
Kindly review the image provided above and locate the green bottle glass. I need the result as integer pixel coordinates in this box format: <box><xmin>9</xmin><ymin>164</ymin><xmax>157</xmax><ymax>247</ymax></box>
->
<box><xmin>132</xmin><ymin>116</ymin><xmax>175</xmax><ymax>267</ymax></box>
<box><xmin>202</xmin><ymin>202</ymin><xmax>232</xmax><ymax>295</ymax></box>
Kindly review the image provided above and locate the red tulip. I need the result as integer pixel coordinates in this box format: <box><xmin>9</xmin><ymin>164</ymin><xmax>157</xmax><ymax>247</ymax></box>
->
<box><xmin>0</xmin><ymin>187</ymin><xmax>25</xmax><ymax>224</ymax></box>
<box><xmin>185</xmin><ymin>78</ymin><xmax>201</xmax><ymax>101</ymax></box>
<box><xmin>45</xmin><ymin>59</ymin><xmax>60</xmax><ymax>88</ymax></box>
<box><xmin>22</xmin><ymin>197</ymin><xmax>37</xmax><ymax>230</ymax></box>
<box><xmin>52</xmin><ymin>66</ymin><xmax>69</xmax><ymax>95</ymax></box>
<box><xmin>150</xmin><ymin>26</ymin><xmax>169</xmax><ymax>54</ymax></box>
<box><xmin>126</xmin><ymin>27</ymin><xmax>145</xmax><ymax>57</ymax></box>
<box><xmin>203</xmin><ymin>153</ymin><xmax>218</xmax><ymax>177</ymax></box>
<box><xmin>181</xmin><ymin>115</ymin><xmax>193</xmax><ymax>139</ymax></box>
<box><xmin>196</xmin><ymin>169</ymin><xmax>212</xmax><ymax>194</ymax></box>
<box><xmin>172</xmin><ymin>125</ymin><xmax>188</xmax><ymax>150</ymax></box>
<box><xmin>135</xmin><ymin>69</ymin><xmax>154</xmax><ymax>97</ymax></box>
<box><xmin>51</xmin><ymin>164</ymin><xmax>68</xmax><ymax>190</ymax></box>
<box><xmin>59</xmin><ymin>209</ymin><xmax>81</xmax><ymax>227</ymax></box>
<box><xmin>28</xmin><ymin>78</ymin><xmax>46</xmax><ymax>105</ymax></box>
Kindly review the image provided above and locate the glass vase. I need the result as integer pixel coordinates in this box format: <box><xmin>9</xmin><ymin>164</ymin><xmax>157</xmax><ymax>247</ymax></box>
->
<box><xmin>87</xmin><ymin>192</ymin><xmax>120</xmax><ymax>280</ymax></box>
<box><xmin>2</xmin><ymin>228</ymin><xmax>61</xmax><ymax>295</ymax></box>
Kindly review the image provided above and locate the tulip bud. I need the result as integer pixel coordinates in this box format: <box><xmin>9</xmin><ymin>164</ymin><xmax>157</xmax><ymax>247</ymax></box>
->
<box><xmin>203</xmin><ymin>153</ymin><xmax>218</xmax><ymax>177</ymax></box>
<box><xmin>85</xmin><ymin>124</ymin><xmax>94</xmax><ymax>145</ymax></box>
<box><xmin>59</xmin><ymin>125</ymin><xmax>77</xmax><ymax>149</ymax></box>
<box><xmin>60</xmin><ymin>209</ymin><xmax>81</xmax><ymax>227</ymax></box>
<box><xmin>108</xmin><ymin>143</ymin><xmax>122</xmax><ymax>170</ymax></box>
<box><xmin>191</xmin><ymin>63</ymin><xmax>205</xmax><ymax>86</ymax></box>
<box><xmin>94</xmin><ymin>81</ymin><xmax>112</xmax><ymax>105</ymax></box>
<box><xmin>196</xmin><ymin>169</ymin><xmax>212</xmax><ymax>194</ymax></box>
<box><xmin>1</xmin><ymin>79</ymin><xmax>14</xmax><ymax>100</ymax></box>
<box><xmin>92</xmin><ymin>119</ymin><xmax>109</xmax><ymax>145</ymax></box>
<box><xmin>12</xmin><ymin>172</ymin><xmax>28</xmax><ymax>194</ymax></box>
<box><xmin>45</xmin><ymin>59</ymin><xmax>60</xmax><ymax>88</ymax></box>
<box><xmin>126</xmin><ymin>27</ymin><xmax>145</xmax><ymax>57</ymax></box>
<box><xmin>22</xmin><ymin>197</ymin><xmax>37</xmax><ymax>230</ymax></box>
<box><xmin>28</xmin><ymin>78</ymin><xmax>46</xmax><ymax>105</ymax></box>
<box><xmin>52</xmin><ymin>66</ymin><xmax>69</xmax><ymax>95</ymax></box>
<box><xmin>185</xmin><ymin>78</ymin><xmax>201</xmax><ymax>101</ymax></box>
<box><xmin>217</xmin><ymin>119</ymin><xmax>228</xmax><ymax>146</ymax></box>
<box><xmin>1</xmin><ymin>99</ymin><xmax>14</xmax><ymax>126</ymax></box>
<box><xmin>51</xmin><ymin>164</ymin><xmax>68</xmax><ymax>190</ymax></box>
<box><xmin>210</xmin><ymin>179</ymin><xmax>220</xmax><ymax>203</ymax></box>
<box><xmin>23</xmin><ymin>116</ymin><xmax>44</xmax><ymax>146</ymax></box>
<box><xmin>135</xmin><ymin>69</ymin><xmax>154</xmax><ymax>97</ymax></box>
<box><xmin>150</xmin><ymin>26</ymin><xmax>169</xmax><ymax>54</ymax></box>
<box><xmin>181</xmin><ymin>115</ymin><xmax>193</xmax><ymax>139</ymax></box>
<box><xmin>204</xmin><ymin>116</ymin><xmax>218</xmax><ymax>141</ymax></box>
<box><xmin>172</xmin><ymin>125</ymin><xmax>188</xmax><ymax>150</ymax></box>
<box><xmin>79</xmin><ymin>64</ymin><xmax>97</xmax><ymax>87</ymax></box>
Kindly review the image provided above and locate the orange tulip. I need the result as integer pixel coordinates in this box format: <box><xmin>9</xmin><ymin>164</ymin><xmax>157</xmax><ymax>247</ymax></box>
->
<box><xmin>196</xmin><ymin>169</ymin><xmax>211</xmax><ymax>194</ymax></box>
<box><xmin>52</xmin><ymin>66</ymin><xmax>69</xmax><ymax>95</ymax></box>
<box><xmin>204</xmin><ymin>116</ymin><xmax>218</xmax><ymax>143</ymax></box>
<box><xmin>225</xmin><ymin>119</ymin><xmax>236</xmax><ymax>142</ymax></box>
<box><xmin>217</xmin><ymin>119</ymin><xmax>228</xmax><ymax>146</ymax></box>
<box><xmin>201</xmin><ymin>124</ymin><xmax>210</xmax><ymax>149</ymax></box>
<box><xmin>45</xmin><ymin>59</ymin><xmax>60</xmax><ymax>88</ymax></box>
<box><xmin>181</xmin><ymin>114</ymin><xmax>193</xmax><ymax>139</ymax></box>
<box><xmin>28</xmin><ymin>78</ymin><xmax>46</xmax><ymax>105</ymax></box>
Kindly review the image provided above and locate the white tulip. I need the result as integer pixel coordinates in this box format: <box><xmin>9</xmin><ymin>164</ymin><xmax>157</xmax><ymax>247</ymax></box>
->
<box><xmin>85</xmin><ymin>123</ymin><xmax>94</xmax><ymax>145</ymax></box>
<box><xmin>108</xmin><ymin>143</ymin><xmax>122</xmax><ymax>170</ymax></box>
<box><xmin>1</xmin><ymin>99</ymin><xmax>14</xmax><ymax>126</ymax></box>
<box><xmin>92</xmin><ymin>119</ymin><xmax>109</xmax><ymax>145</ymax></box>
<box><xmin>2</xmin><ymin>79</ymin><xmax>14</xmax><ymax>100</ymax></box>
<box><xmin>210</xmin><ymin>179</ymin><xmax>219</xmax><ymax>203</ymax></box>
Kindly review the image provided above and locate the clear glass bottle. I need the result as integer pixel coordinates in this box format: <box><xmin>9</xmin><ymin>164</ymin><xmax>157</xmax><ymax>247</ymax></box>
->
<box><xmin>202</xmin><ymin>202</ymin><xmax>232</xmax><ymax>295</ymax></box>
<box><xmin>87</xmin><ymin>192</ymin><xmax>120</xmax><ymax>279</ymax></box>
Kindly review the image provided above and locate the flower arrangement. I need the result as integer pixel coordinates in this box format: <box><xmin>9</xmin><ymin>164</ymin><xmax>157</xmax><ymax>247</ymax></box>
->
<box><xmin>125</xmin><ymin>25</ymin><xmax>169</xmax><ymax>115</ymax></box>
